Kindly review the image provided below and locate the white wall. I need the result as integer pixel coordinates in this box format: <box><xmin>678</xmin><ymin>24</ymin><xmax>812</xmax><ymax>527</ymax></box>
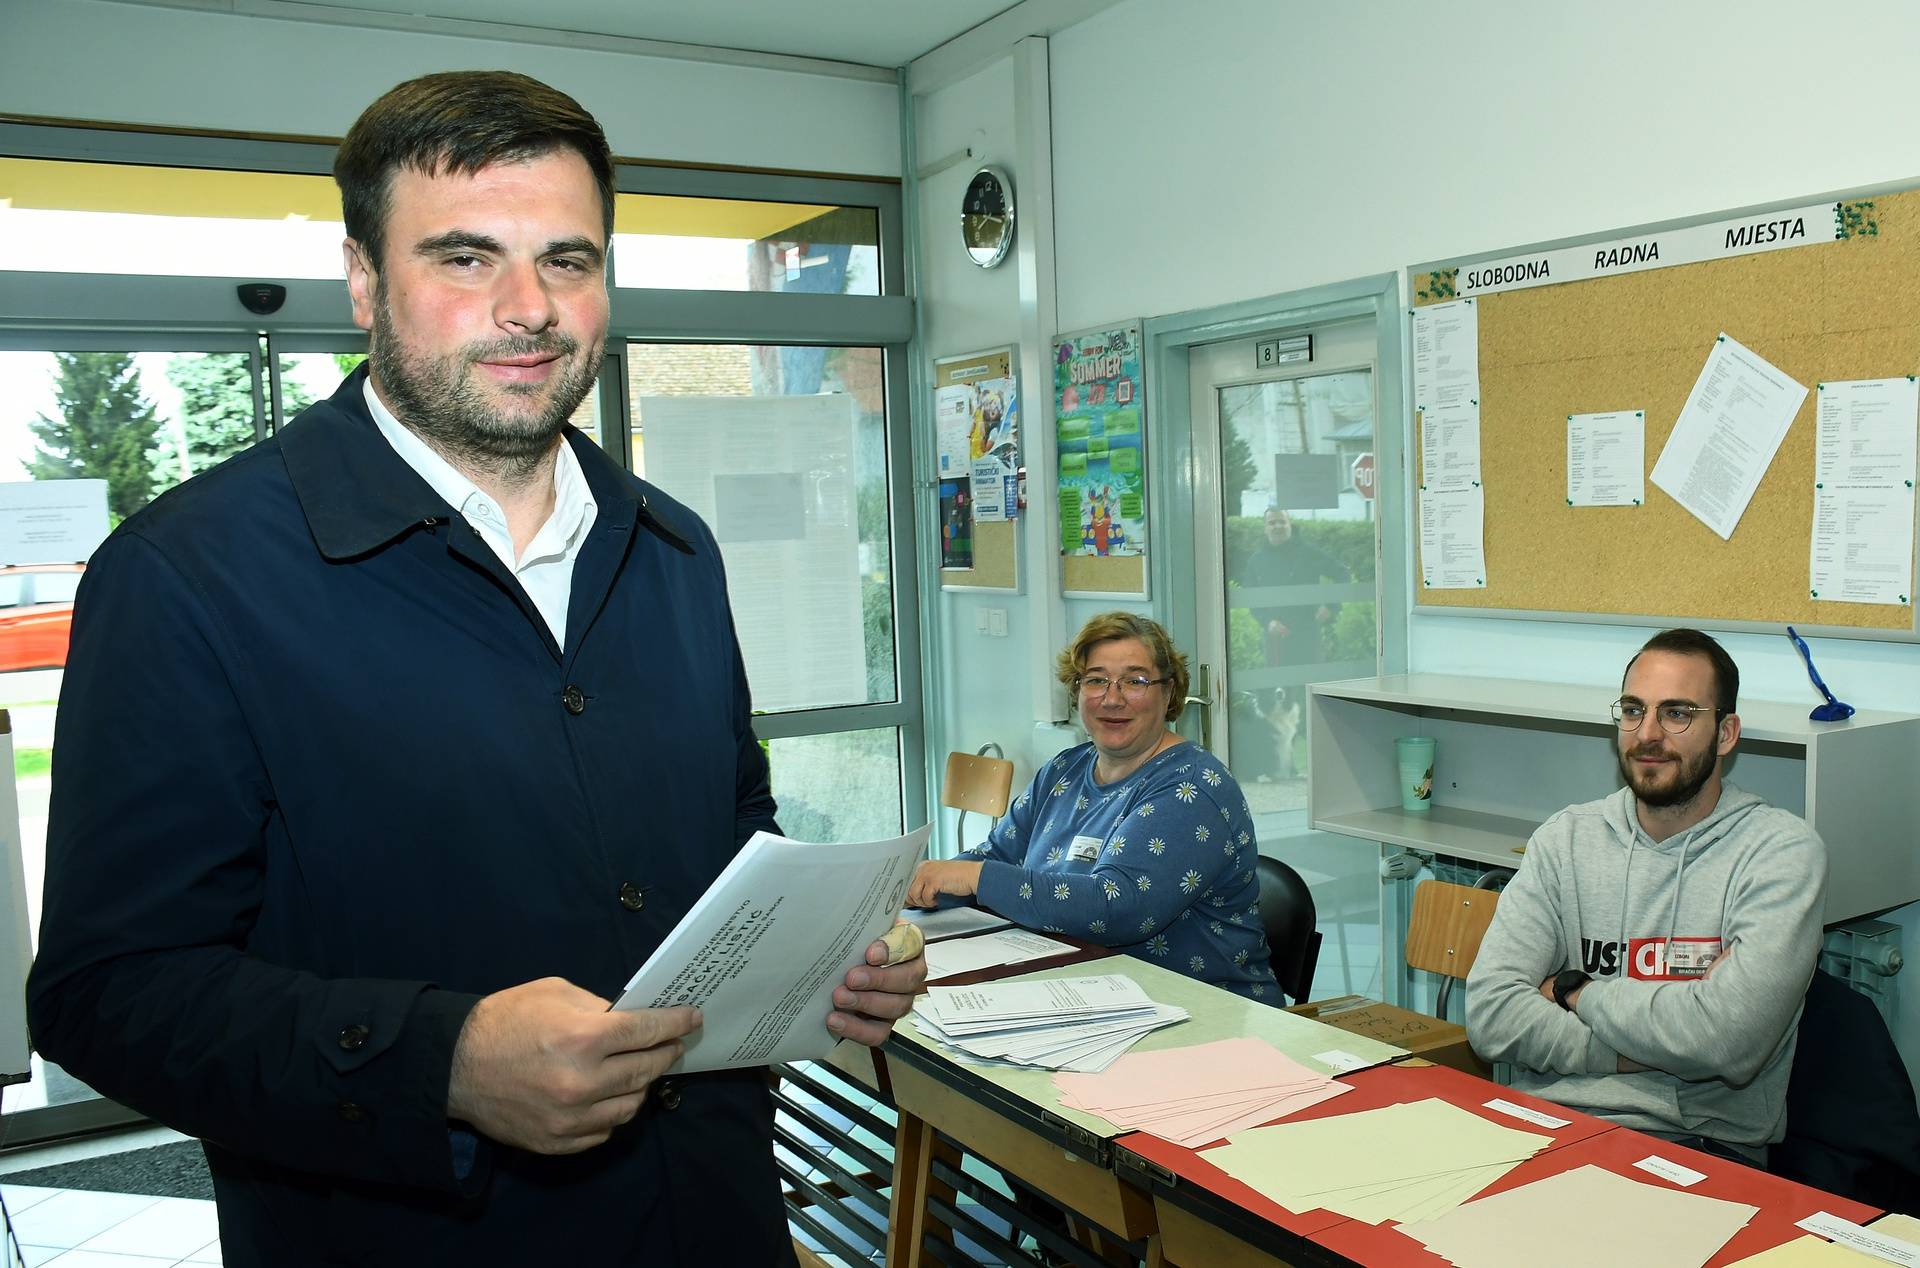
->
<box><xmin>2</xmin><ymin>0</ymin><xmax>901</xmax><ymax>176</ymax></box>
<box><xmin>915</xmin><ymin>57</ymin><xmax>1048</xmax><ymax>813</ymax></box>
<box><xmin>1049</xmin><ymin>0</ymin><xmax>1920</xmax><ymax>330</ymax></box>
<box><xmin>913</xmin><ymin>0</ymin><xmax>1920</xmax><ymax>1065</ymax></box>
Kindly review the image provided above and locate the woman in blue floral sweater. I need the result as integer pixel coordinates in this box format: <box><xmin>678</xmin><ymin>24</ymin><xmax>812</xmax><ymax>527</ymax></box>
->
<box><xmin>908</xmin><ymin>612</ymin><xmax>1280</xmax><ymax>1003</ymax></box>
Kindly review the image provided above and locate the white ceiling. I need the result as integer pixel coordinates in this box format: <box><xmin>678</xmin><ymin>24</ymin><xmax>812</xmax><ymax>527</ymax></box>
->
<box><xmin>260</xmin><ymin>0</ymin><xmax>1027</xmax><ymax>69</ymax></box>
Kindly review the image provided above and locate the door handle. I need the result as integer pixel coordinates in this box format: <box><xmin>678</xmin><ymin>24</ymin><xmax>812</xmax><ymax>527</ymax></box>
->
<box><xmin>1184</xmin><ymin>663</ymin><xmax>1214</xmax><ymax>752</ymax></box>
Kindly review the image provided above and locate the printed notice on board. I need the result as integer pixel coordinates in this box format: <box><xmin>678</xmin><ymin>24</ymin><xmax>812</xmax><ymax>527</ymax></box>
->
<box><xmin>935</xmin><ymin>384</ymin><xmax>973</xmax><ymax>479</ymax></box>
<box><xmin>0</xmin><ymin>479</ymin><xmax>109</xmax><ymax>565</ymax></box>
<box><xmin>1420</xmin><ymin>404</ymin><xmax>1481</xmax><ymax>492</ymax></box>
<box><xmin>1419</xmin><ymin>486</ymin><xmax>1486</xmax><ymax>589</ymax></box>
<box><xmin>1411</xmin><ymin>299</ymin><xmax>1480</xmax><ymax>414</ymax></box>
<box><xmin>1810</xmin><ymin>377</ymin><xmax>1919</xmax><ymax>606</ymax></box>
<box><xmin>1566</xmin><ymin>411</ymin><xmax>1645</xmax><ymax>507</ymax></box>
<box><xmin>1650</xmin><ymin>334</ymin><xmax>1807</xmax><ymax>540</ymax></box>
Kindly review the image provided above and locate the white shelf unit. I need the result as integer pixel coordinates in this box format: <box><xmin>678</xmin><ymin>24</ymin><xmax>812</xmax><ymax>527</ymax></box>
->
<box><xmin>1308</xmin><ymin>674</ymin><xmax>1920</xmax><ymax>924</ymax></box>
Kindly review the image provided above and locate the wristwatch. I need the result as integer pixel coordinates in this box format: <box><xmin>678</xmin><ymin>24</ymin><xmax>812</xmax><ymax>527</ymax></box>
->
<box><xmin>1551</xmin><ymin>969</ymin><xmax>1592</xmax><ymax>1010</ymax></box>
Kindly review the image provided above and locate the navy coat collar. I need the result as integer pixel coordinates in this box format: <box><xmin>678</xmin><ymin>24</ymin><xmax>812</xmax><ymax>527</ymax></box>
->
<box><xmin>279</xmin><ymin>365</ymin><xmax>694</xmax><ymax>562</ymax></box>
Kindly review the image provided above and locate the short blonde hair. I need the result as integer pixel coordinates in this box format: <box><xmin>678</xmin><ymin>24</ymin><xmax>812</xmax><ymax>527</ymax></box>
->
<box><xmin>1056</xmin><ymin>611</ymin><xmax>1191</xmax><ymax>722</ymax></box>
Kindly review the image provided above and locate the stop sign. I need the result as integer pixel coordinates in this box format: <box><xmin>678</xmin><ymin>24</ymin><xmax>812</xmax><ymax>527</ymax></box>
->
<box><xmin>1351</xmin><ymin>452</ymin><xmax>1376</xmax><ymax>500</ymax></box>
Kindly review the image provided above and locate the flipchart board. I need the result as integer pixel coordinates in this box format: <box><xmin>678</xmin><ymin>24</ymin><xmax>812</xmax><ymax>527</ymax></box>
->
<box><xmin>1411</xmin><ymin>185</ymin><xmax>1920</xmax><ymax>639</ymax></box>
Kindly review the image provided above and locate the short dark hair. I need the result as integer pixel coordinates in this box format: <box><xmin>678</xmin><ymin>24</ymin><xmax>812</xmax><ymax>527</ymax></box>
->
<box><xmin>1624</xmin><ymin>628</ymin><xmax>1739</xmax><ymax>715</ymax></box>
<box><xmin>334</xmin><ymin>70</ymin><xmax>615</xmax><ymax>272</ymax></box>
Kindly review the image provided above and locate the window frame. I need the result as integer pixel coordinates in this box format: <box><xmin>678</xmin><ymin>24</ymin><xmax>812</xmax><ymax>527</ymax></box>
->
<box><xmin>0</xmin><ymin>121</ymin><xmax>926</xmax><ymax>1142</ymax></box>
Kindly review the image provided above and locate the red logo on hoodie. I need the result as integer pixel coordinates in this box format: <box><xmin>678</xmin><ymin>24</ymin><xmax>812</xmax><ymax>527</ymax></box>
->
<box><xmin>1626</xmin><ymin>936</ymin><xmax>1724</xmax><ymax>980</ymax></box>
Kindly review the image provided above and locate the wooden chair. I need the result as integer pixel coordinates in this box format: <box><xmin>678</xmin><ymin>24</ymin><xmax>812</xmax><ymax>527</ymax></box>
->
<box><xmin>941</xmin><ymin>748</ymin><xmax>1014</xmax><ymax>854</ymax></box>
<box><xmin>1404</xmin><ymin>878</ymin><xmax>1502</xmax><ymax>1018</ymax></box>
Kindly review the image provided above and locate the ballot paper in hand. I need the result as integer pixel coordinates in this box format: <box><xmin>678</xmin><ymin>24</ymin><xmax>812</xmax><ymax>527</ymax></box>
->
<box><xmin>911</xmin><ymin>974</ymin><xmax>1188</xmax><ymax>1073</ymax></box>
<box><xmin>614</xmin><ymin>824</ymin><xmax>930</xmax><ymax>1073</ymax></box>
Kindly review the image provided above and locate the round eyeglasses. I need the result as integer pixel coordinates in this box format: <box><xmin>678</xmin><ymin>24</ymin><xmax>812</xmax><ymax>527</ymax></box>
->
<box><xmin>1078</xmin><ymin>673</ymin><xmax>1171</xmax><ymax>703</ymax></box>
<box><xmin>1610</xmin><ymin>700</ymin><xmax>1718</xmax><ymax>734</ymax></box>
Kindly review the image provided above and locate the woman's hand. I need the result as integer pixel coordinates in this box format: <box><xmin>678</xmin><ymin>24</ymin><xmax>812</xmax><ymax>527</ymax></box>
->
<box><xmin>907</xmin><ymin>859</ymin><xmax>985</xmax><ymax>908</ymax></box>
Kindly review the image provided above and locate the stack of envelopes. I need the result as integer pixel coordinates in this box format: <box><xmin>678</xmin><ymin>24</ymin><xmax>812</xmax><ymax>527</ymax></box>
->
<box><xmin>1052</xmin><ymin>1037</ymin><xmax>1354</xmax><ymax>1147</ymax></box>
<box><xmin>1397</xmin><ymin>1164</ymin><xmax>1760</xmax><ymax>1268</ymax></box>
<box><xmin>911</xmin><ymin>974</ymin><xmax>1187</xmax><ymax>1072</ymax></box>
<box><xmin>1200</xmin><ymin>1097</ymin><xmax>1553</xmax><ymax>1224</ymax></box>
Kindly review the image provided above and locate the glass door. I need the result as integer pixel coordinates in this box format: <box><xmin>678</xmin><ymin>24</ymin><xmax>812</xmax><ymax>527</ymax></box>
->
<box><xmin>0</xmin><ymin>338</ymin><xmax>268</xmax><ymax>1136</ymax></box>
<box><xmin>1189</xmin><ymin>318</ymin><xmax>1383</xmax><ymax>1000</ymax></box>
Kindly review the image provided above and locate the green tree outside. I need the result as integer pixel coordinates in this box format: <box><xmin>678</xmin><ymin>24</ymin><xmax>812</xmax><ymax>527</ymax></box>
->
<box><xmin>30</xmin><ymin>351</ymin><xmax>164</xmax><ymax>523</ymax></box>
<box><xmin>165</xmin><ymin>354</ymin><xmax>315</xmax><ymax>478</ymax></box>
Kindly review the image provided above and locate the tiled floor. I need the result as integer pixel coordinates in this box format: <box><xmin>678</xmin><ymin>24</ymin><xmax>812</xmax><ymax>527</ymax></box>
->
<box><xmin>0</xmin><ymin>1184</ymin><xmax>221</xmax><ymax>1267</ymax></box>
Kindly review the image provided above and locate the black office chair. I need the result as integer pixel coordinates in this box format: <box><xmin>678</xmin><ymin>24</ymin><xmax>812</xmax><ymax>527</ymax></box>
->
<box><xmin>1255</xmin><ymin>855</ymin><xmax>1321</xmax><ymax>1006</ymax></box>
<box><xmin>1772</xmin><ymin>969</ymin><xmax>1920</xmax><ymax>1214</ymax></box>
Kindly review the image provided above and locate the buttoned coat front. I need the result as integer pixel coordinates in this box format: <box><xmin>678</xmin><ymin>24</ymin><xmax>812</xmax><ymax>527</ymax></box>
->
<box><xmin>27</xmin><ymin>369</ymin><xmax>796</xmax><ymax>1266</ymax></box>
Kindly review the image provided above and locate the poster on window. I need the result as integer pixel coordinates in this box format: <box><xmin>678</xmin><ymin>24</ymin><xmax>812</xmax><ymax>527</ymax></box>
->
<box><xmin>932</xmin><ymin>348</ymin><xmax>1020</xmax><ymax>526</ymax></box>
<box><xmin>1054</xmin><ymin>324</ymin><xmax>1146</xmax><ymax>557</ymax></box>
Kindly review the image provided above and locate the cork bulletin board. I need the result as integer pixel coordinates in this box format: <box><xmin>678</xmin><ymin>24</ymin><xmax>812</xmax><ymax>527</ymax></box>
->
<box><xmin>934</xmin><ymin>348</ymin><xmax>1020</xmax><ymax>592</ymax></box>
<box><xmin>1410</xmin><ymin>184</ymin><xmax>1920</xmax><ymax>639</ymax></box>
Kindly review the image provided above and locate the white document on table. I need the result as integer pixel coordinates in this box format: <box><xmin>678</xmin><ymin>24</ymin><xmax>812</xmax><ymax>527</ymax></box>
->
<box><xmin>911</xmin><ymin>974</ymin><xmax>1189</xmax><ymax>1072</ymax></box>
<box><xmin>614</xmin><ymin>823</ymin><xmax>930</xmax><ymax>1072</ymax></box>
<box><xmin>1411</xmin><ymin>299</ymin><xmax>1480</xmax><ymax>414</ymax></box>
<box><xmin>1651</xmin><ymin>333</ymin><xmax>1807</xmax><ymax>540</ymax></box>
<box><xmin>1567</xmin><ymin>410</ymin><xmax>1646</xmax><ymax>507</ymax></box>
<box><xmin>1810</xmin><ymin>377</ymin><xmax>1919</xmax><ymax>606</ymax></box>
<box><xmin>923</xmin><ymin>929</ymin><xmax>1073</xmax><ymax>981</ymax></box>
<box><xmin>1419</xmin><ymin>486</ymin><xmax>1486</xmax><ymax>589</ymax></box>
<box><xmin>900</xmin><ymin>905</ymin><xmax>1013</xmax><ymax>941</ymax></box>
<box><xmin>1420</xmin><ymin>403</ymin><xmax>1482</xmax><ymax>492</ymax></box>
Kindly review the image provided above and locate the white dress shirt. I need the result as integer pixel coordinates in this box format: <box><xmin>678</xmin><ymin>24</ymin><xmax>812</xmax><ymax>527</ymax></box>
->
<box><xmin>364</xmin><ymin>379</ymin><xmax>598</xmax><ymax>649</ymax></box>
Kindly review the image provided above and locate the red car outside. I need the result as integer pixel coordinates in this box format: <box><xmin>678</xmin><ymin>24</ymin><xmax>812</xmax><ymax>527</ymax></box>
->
<box><xmin>0</xmin><ymin>563</ymin><xmax>84</xmax><ymax>672</ymax></box>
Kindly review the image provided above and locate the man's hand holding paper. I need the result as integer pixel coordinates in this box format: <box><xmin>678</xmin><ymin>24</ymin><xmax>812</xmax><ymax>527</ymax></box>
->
<box><xmin>828</xmin><ymin>922</ymin><xmax>927</xmax><ymax>1046</ymax></box>
<box><xmin>615</xmin><ymin>825</ymin><xmax>932</xmax><ymax>1071</ymax></box>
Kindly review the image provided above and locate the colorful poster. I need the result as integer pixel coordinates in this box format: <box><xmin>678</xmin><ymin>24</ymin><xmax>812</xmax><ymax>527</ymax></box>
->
<box><xmin>1054</xmin><ymin>324</ymin><xmax>1146</xmax><ymax>556</ymax></box>
<box><xmin>968</xmin><ymin>373</ymin><xmax>1019</xmax><ymax>522</ymax></box>
<box><xmin>938</xmin><ymin>479</ymin><xmax>973</xmax><ymax>569</ymax></box>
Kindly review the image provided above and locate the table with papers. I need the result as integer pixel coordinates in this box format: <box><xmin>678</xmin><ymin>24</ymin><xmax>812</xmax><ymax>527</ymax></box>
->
<box><xmin>824</xmin><ymin>942</ymin><xmax>1893</xmax><ymax>1268</ymax></box>
<box><xmin>876</xmin><ymin>955</ymin><xmax>1407</xmax><ymax>1267</ymax></box>
<box><xmin>1114</xmin><ymin>1060</ymin><xmax>1888</xmax><ymax>1268</ymax></box>
<box><xmin>1115</xmin><ymin>1059</ymin><xmax>1612</xmax><ymax>1265</ymax></box>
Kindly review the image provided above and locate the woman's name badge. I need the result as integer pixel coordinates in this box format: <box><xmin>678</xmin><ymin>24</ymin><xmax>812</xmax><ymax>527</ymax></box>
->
<box><xmin>1067</xmin><ymin>835</ymin><xmax>1103</xmax><ymax>862</ymax></box>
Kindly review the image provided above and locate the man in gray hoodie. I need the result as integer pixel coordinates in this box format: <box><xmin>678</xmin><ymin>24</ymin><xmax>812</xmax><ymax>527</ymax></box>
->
<box><xmin>1466</xmin><ymin>628</ymin><xmax>1826</xmax><ymax>1164</ymax></box>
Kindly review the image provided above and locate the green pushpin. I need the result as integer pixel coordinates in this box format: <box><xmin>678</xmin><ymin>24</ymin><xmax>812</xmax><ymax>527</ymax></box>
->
<box><xmin>1632</xmin><ymin>498</ymin><xmax>1642</xmax><ymax>505</ymax></box>
<box><xmin>1566</xmin><ymin>498</ymin><xmax>1574</xmax><ymax>506</ymax></box>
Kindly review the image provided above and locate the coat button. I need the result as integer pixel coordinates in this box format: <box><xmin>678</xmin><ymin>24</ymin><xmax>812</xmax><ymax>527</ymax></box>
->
<box><xmin>339</xmin><ymin>1101</ymin><xmax>368</xmax><ymax>1124</ymax></box>
<box><xmin>657</xmin><ymin>1079</ymin><xmax>681</xmax><ymax>1111</ymax></box>
<box><xmin>618</xmin><ymin>882</ymin><xmax>644</xmax><ymax>912</ymax></box>
<box><xmin>562</xmin><ymin>685</ymin><xmax>586</xmax><ymax>715</ymax></box>
<box><xmin>338</xmin><ymin>1024</ymin><xmax>370</xmax><ymax>1051</ymax></box>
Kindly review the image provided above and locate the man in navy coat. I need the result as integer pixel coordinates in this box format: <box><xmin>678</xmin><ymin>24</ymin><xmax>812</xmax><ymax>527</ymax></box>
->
<box><xmin>26</xmin><ymin>70</ymin><xmax>923</xmax><ymax>1265</ymax></box>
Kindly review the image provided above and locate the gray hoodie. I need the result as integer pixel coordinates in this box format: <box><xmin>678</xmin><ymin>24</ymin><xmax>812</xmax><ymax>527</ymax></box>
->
<box><xmin>1465</xmin><ymin>782</ymin><xmax>1825</xmax><ymax>1156</ymax></box>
